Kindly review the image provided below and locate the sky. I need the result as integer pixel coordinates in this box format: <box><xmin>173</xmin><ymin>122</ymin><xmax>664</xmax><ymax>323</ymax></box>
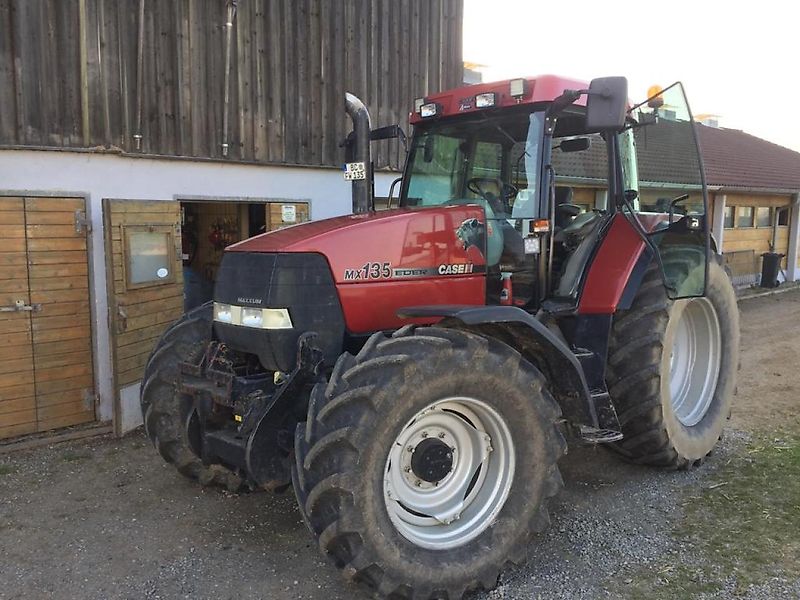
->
<box><xmin>463</xmin><ymin>0</ymin><xmax>800</xmax><ymax>152</ymax></box>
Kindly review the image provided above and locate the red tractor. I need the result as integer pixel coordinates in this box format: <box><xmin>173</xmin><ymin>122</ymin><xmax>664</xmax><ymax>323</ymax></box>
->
<box><xmin>142</xmin><ymin>75</ymin><xmax>739</xmax><ymax>599</ymax></box>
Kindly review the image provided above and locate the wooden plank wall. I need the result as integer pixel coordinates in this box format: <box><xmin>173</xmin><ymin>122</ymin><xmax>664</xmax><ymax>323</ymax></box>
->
<box><xmin>267</xmin><ymin>201</ymin><xmax>309</xmax><ymax>231</ymax></box>
<box><xmin>26</xmin><ymin>197</ymin><xmax>95</xmax><ymax>432</ymax></box>
<box><xmin>0</xmin><ymin>198</ymin><xmax>36</xmax><ymax>439</ymax></box>
<box><xmin>0</xmin><ymin>196</ymin><xmax>95</xmax><ymax>439</ymax></box>
<box><xmin>0</xmin><ymin>0</ymin><xmax>464</xmax><ymax>170</ymax></box>
<box><xmin>722</xmin><ymin>194</ymin><xmax>792</xmax><ymax>267</ymax></box>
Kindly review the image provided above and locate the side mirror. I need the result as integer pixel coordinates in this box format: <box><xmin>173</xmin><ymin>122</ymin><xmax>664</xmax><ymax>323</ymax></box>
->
<box><xmin>558</xmin><ymin>137</ymin><xmax>590</xmax><ymax>153</ymax></box>
<box><xmin>586</xmin><ymin>76</ymin><xmax>628</xmax><ymax>131</ymax></box>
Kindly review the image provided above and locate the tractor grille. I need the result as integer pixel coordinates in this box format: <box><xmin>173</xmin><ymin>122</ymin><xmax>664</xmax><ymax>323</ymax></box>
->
<box><xmin>213</xmin><ymin>252</ymin><xmax>345</xmax><ymax>372</ymax></box>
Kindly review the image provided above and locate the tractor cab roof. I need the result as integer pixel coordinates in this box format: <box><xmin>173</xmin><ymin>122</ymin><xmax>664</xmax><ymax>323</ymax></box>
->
<box><xmin>409</xmin><ymin>74</ymin><xmax>590</xmax><ymax>125</ymax></box>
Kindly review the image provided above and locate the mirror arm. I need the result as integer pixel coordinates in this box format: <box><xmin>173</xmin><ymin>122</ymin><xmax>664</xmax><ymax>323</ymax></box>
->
<box><xmin>545</xmin><ymin>89</ymin><xmax>586</xmax><ymax>118</ymax></box>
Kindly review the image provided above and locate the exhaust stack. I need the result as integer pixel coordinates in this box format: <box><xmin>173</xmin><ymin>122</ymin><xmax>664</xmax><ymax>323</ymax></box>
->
<box><xmin>345</xmin><ymin>93</ymin><xmax>373</xmax><ymax>214</ymax></box>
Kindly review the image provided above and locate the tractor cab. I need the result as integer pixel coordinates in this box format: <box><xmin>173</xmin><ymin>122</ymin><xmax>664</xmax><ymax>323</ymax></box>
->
<box><xmin>398</xmin><ymin>76</ymin><xmax>709</xmax><ymax>310</ymax></box>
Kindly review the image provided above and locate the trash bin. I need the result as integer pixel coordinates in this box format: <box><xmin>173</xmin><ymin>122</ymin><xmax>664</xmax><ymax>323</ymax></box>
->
<box><xmin>760</xmin><ymin>252</ymin><xmax>784</xmax><ymax>288</ymax></box>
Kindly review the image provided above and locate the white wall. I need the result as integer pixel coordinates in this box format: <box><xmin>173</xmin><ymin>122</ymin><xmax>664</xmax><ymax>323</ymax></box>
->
<box><xmin>0</xmin><ymin>149</ymin><xmax>398</xmax><ymax>428</ymax></box>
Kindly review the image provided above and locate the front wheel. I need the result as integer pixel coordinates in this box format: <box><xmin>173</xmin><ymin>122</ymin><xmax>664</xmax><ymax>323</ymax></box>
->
<box><xmin>292</xmin><ymin>326</ymin><xmax>566</xmax><ymax>599</ymax></box>
<box><xmin>140</xmin><ymin>302</ymin><xmax>244</xmax><ymax>490</ymax></box>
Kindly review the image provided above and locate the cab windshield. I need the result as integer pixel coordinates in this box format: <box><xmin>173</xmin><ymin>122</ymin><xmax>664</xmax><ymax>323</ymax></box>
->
<box><xmin>401</xmin><ymin>108</ymin><xmax>545</xmax><ymax>220</ymax></box>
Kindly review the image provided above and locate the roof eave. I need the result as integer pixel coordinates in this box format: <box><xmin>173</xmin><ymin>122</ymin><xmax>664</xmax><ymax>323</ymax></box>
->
<box><xmin>709</xmin><ymin>184</ymin><xmax>800</xmax><ymax>196</ymax></box>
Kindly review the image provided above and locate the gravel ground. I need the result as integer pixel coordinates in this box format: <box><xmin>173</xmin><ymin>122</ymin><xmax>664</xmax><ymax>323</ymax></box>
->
<box><xmin>1</xmin><ymin>290</ymin><xmax>799</xmax><ymax>600</ymax></box>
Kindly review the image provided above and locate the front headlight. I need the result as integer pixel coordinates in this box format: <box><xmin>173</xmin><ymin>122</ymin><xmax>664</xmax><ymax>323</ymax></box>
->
<box><xmin>241</xmin><ymin>307</ymin><xmax>263</xmax><ymax>328</ymax></box>
<box><xmin>260</xmin><ymin>308</ymin><xmax>293</xmax><ymax>329</ymax></box>
<box><xmin>213</xmin><ymin>302</ymin><xmax>233</xmax><ymax>323</ymax></box>
<box><xmin>214</xmin><ymin>303</ymin><xmax>293</xmax><ymax>329</ymax></box>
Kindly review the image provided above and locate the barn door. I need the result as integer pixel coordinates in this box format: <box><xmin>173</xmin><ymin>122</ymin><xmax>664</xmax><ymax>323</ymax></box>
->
<box><xmin>103</xmin><ymin>200</ymin><xmax>183</xmax><ymax>433</ymax></box>
<box><xmin>0</xmin><ymin>197</ymin><xmax>95</xmax><ymax>440</ymax></box>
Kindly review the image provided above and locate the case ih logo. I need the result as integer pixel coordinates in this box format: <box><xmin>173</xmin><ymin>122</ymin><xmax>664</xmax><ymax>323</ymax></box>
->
<box><xmin>437</xmin><ymin>263</ymin><xmax>475</xmax><ymax>275</ymax></box>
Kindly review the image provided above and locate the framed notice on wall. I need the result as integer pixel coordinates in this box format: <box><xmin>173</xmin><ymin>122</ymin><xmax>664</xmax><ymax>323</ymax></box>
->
<box><xmin>281</xmin><ymin>204</ymin><xmax>297</xmax><ymax>223</ymax></box>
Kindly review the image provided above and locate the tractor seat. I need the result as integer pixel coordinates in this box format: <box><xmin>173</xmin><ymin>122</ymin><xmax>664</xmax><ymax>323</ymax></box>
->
<box><xmin>554</xmin><ymin>187</ymin><xmax>579</xmax><ymax>229</ymax></box>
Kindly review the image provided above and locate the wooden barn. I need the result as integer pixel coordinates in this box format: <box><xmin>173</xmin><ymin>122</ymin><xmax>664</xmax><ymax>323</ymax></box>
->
<box><xmin>0</xmin><ymin>0</ymin><xmax>464</xmax><ymax>440</ymax></box>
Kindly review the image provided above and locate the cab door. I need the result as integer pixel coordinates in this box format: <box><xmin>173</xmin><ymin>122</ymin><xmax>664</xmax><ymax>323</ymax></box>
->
<box><xmin>625</xmin><ymin>82</ymin><xmax>709</xmax><ymax>298</ymax></box>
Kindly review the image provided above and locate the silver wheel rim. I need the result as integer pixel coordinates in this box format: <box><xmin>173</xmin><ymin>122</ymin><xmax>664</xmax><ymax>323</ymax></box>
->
<box><xmin>383</xmin><ymin>397</ymin><xmax>515</xmax><ymax>550</ymax></box>
<box><xmin>669</xmin><ymin>297</ymin><xmax>722</xmax><ymax>427</ymax></box>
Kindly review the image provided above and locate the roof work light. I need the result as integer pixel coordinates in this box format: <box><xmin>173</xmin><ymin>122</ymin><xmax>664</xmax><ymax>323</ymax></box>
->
<box><xmin>419</xmin><ymin>102</ymin><xmax>440</xmax><ymax>118</ymax></box>
<box><xmin>509</xmin><ymin>78</ymin><xmax>528</xmax><ymax>99</ymax></box>
<box><xmin>475</xmin><ymin>92</ymin><xmax>496</xmax><ymax>108</ymax></box>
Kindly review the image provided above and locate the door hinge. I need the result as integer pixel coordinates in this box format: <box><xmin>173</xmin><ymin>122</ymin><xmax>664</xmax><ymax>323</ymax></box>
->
<box><xmin>75</xmin><ymin>209</ymin><xmax>92</xmax><ymax>234</ymax></box>
<box><xmin>82</xmin><ymin>389</ymin><xmax>98</xmax><ymax>412</ymax></box>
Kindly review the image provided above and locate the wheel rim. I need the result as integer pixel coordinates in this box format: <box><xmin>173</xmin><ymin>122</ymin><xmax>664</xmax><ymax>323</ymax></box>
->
<box><xmin>669</xmin><ymin>297</ymin><xmax>722</xmax><ymax>427</ymax></box>
<box><xmin>383</xmin><ymin>397</ymin><xmax>515</xmax><ymax>550</ymax></box>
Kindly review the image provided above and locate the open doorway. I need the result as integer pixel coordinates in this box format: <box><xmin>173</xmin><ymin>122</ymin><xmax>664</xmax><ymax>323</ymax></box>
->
<box><xmin>179</xmin><ymin>200</ymin><xmax>309</xmax><ymax>311</ymax></box>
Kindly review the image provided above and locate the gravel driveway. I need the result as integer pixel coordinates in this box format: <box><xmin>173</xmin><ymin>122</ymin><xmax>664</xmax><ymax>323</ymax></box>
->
<box><xmin>1</xmin><ymin>290</ymin><xmax>799</xmax><ymax>600</ymax></box>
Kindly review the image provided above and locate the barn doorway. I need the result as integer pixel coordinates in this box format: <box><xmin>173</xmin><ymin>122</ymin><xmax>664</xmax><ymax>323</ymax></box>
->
<box><xmin>179</xmin><ymin>200</ymin><xmax>309</xmax><ymax>310</ymax></box>
<box><xmin>103</xmin><ymin>197</ymin><xmax>309</xmax><ymax>434</ymax></box>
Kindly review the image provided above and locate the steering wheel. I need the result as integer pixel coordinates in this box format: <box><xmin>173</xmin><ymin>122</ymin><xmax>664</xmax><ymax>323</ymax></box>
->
<box><xmin>467</xmin><ymin>177</ymin><xmax>518</xmax><ymax>214</ymax></box>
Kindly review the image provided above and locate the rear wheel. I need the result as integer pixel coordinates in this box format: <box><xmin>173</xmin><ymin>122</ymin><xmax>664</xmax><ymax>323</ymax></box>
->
<box><xmin>140</xmin><ymin>302</ymin><xmax>244</xmax><ymax>490</ymax></box>
<box><xmin>292</xmin><ymin>326</ymin><xmax>566</xmax><ymax>599</ymax></box>
<box><xmin>607</xmin><ymin>258</ymin><xmax>739</xmax><ymax>467</ymax></box>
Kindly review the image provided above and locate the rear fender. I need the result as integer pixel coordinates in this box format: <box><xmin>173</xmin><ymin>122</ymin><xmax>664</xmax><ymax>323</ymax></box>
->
<box><xmin>398</xmin><ymin>305</ymin><xmax>599</xmax><ymax>429</ymax></box>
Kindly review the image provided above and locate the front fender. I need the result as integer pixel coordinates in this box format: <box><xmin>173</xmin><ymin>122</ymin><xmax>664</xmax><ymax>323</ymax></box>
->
<box><xmin>398</xmin><ymin>305</ymin><xmax>600</xmax><ymax>429</ymax></box>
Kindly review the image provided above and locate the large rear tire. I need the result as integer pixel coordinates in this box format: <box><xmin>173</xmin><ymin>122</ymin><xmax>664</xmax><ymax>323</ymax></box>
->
<box><xmin>292</xmin><ymin>326</ymin><xmax>566</xmax><ymax>599</ymax></box>
<box><xmin>140</xmin><ymin>302</ymin><xmax>244</xmax><ymax>490</ymax></box>
<box><xmin>607</xmin><ymin>258</ymin><xmax>739</xmax><ymax>467</ymax></box>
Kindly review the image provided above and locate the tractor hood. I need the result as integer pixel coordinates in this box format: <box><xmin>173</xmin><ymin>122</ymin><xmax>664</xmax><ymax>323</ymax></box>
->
<box><xmin>227</xmin><ymin>206</ymin><xmax>488</xmax><ymax>286</ymax></box>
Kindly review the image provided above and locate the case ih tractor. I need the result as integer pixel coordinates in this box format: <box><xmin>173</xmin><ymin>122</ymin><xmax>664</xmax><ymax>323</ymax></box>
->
<box><xmin>141</xmin><ymin>76</ymin><xmax>739</xmax><ymax>598</ymax></box>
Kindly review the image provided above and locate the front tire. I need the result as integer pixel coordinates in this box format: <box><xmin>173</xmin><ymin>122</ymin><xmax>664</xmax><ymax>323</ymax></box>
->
<box><xmin>292</xmin><ymin>326</ymin><xmax>566</xmax><ymax>599</ymax></box>
<box><xmin>140</xmin><ymin>302</ymin><xmax>244</xmax><ymax>490</ymax></box>
<box><xmin>607</xmin><ymin>258</ymin><xmax>739</xmax><ymax>467</ymax></box>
